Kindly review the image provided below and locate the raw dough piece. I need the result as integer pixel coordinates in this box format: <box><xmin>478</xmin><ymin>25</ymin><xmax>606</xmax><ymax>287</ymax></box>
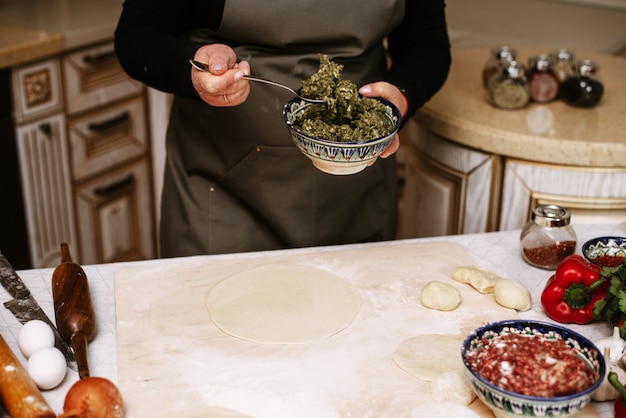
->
<box><xmin>451</xmin><ymin>266</ymin><xmax>501</xmax><ymax>294</ymax></box>
<box><xmin>409</xmin><ymin>402</ymin><xmax>481</xmax><ymax>418</ymax></box>
<box><xmin>206</xmin><ymin>264</ymin><xmax>362</xmax><ymax>344</ymax></box>
<box><xmin>393</xmin><ymin>334</ymin><xmax>465</xmax><ymax>381</ymax></box>
<box><xmin>494</xmin><ymin>278</ymin><xmax>532</xmax><ymax>311</ymax></box>
<box><xmin>431</xmin><ymin>370</ymin><xmax>476</xmax><ymax>406</ymax></box>
<box><xmin>420</xmin><ymin>281</ymin><xmax>462</xmax><ymax>311</ymax></box>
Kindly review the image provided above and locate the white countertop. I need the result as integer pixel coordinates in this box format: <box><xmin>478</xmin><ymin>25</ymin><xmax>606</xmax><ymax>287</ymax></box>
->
<box><xmin>2</xmin><ymin>223</ymin><xmax>625</xmax><ymax>417</ymax></box>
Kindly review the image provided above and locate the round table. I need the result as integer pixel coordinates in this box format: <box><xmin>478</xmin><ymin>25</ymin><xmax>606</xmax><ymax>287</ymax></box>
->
<box><xmin>414</xmin><ymin>47</ymin><xmax>626</xmax><ymax>167</ymax></box>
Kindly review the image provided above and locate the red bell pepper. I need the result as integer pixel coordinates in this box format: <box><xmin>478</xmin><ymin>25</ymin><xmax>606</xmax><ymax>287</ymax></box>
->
<box><xmin>540</xmin><ymin>254</ymin><xmax>607</xmax><ymax>324</ymax></box>
<box><xmin>609</xmin><ymin>372</ymin><xmax>626</xmax><ymax>418</ymax></box>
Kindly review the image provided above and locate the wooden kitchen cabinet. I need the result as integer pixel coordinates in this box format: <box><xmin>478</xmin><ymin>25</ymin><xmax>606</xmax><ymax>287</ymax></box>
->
<box><xmin>398</xmin><ymin>119</ymin><xmax>499</xmax><ymax>239</ymax></box>
<box><xmin>12</xmin><ymin>41</ymin><xmax>155</xmax><ymax>268</ymax></box>
<box><xmin>64</xmin><ymin>41</ymin><xmax>155</xmax><ymax>266</ymax></box>
<box><xmin>399</xmin><ymin>120</ymin><xmax>626</xmax><ymax>239</ymax></box>
<box><xmin>12</xmin><ymin>58</ymin><xmax>78</xmax><ymax>267</ymax></box>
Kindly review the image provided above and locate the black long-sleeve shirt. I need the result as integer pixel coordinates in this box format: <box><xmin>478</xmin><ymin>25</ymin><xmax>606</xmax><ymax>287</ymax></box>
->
<box><xmin>115</xmin><ymin>0</ymin><xmax>451</xmax><ymax>118</ymax></box>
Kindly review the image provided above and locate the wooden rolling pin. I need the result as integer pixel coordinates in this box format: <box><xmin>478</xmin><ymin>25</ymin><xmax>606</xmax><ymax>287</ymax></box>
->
<box><xmin>0</xmin><ymin>334</ymin><xmax>55</xmax><ymax>418</ymax></box>
<box><xmin>52</xmin><ymin>243</ymin><xmax>96</xmax><ymax>379</ymax></box>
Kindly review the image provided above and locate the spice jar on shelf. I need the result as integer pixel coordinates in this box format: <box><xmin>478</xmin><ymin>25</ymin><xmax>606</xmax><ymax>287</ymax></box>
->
<box><xmin>527</xmin><ymin>55</ymin><xmax>560</xmax><ymax>103</ymax></box>
<box><xmin>487</xmin><ymin>60</ymin><xmax>530</xmax><ymax>110</ymax></box>
<box><xmin>520</xmin><ymin>204</ymin><xmax>577</xmax><ymax>270</ymax></box>
<box><xmin>482</xmin><ymin>46</ymin><xmax>517</xmax><ymax>87</ymax></box>
<box><xmin>560</xmin><ymin>60</ymin><xmax>604</xmax><ymax>108</ymax></box>
<box><xmin>549</xmin><ymin>48</ymin><xmax>576</xmax><ymax>82</ymax></box>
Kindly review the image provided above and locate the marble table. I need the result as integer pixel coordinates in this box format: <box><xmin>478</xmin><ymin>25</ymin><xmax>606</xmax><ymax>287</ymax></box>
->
<box><xmin>2</xmin><ymin>222</ymin><xmax>625</xmax><ymax>417</ymax></box>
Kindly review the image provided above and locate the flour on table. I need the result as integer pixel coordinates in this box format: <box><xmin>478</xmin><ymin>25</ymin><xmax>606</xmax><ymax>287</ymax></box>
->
<box><xmin>179</xmin><ymin>406</ymin><xmax>253</xmax><ymax>418</ymax></box>
<box><xmin>206</xmin><ymin>264</ymin><xmax>362</xmax><ymax>344</ymax></box>
<box><xmin>409</xmin><ymin>402</ymin><xmax>481</xmax><ymax>418</ymax></box>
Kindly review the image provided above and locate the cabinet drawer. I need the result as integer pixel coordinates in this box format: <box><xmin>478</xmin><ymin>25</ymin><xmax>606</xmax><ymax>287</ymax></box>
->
<box><xmin>63</xmin><ymin>42</ymin><xmax>144</xmax><ymax>116</ymax></box>
<box><xmin>67</xmin><ymin>97</ymin><xmax>148</xmax><ymax>181</ymax></box>
<box><xmin>12</xmin><ymin>58</ymin><xmax>64</xmax><ymax>123</ymax></box>
<box><xmin>74</xmin><ymin>159</ymin><xmax>155</xmax><ymax>264</ymax></box>
<box><xmin>500</xmin><ymin>159</ymin><xmax>626</xmax><ymax>230</ymax></box>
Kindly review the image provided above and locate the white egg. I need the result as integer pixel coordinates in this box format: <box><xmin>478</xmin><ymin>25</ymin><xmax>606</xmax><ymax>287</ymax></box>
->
<box><xmin>18</xmin><ymin>319</ymin><xmax>55</xmax><ymax>358</ymax></box>
<box><xmin>27</xmin><ymin>346</ymin><xmax>67</xmax><ymax>390</ymax></box>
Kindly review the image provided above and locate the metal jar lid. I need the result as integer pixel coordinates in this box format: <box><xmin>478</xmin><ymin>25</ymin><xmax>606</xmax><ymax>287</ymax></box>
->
<box><xmin>531</xmin><ymin>204</ymin><xmax>571</xmax><ymax>227</ymax></box>
<box><xmin>500</xmin><ymin>60</ymin><xmax>526</xmax><ymax>78</ymax></box>
<box><xmin>528</xmin><ymin>55</ymin><xmax>554</xmax><ymax>72</ymax></box>
<box><xmin>491</xmin><ymin>46</ymin><xmax>517</xmax><ymax>61</ymax></box>
<box><xmin>550</xmin><ymin>48</ymin><xmax>575</xmax><ymax>64</ymax></box>
<box><xmin>573</xmin><ymin>60</ymin><xmax>599</xmax><ymax>77</ymax></box>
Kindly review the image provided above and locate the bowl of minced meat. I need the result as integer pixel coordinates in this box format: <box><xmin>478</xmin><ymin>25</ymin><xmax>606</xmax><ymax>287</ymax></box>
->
<box><xmin>461</xmin><ymin>319</ymin><xmax>604</xmax><ymax>418</ymax></box>
<box><xmin>282</xmin><ymin>54</ymin><xmax>402</xmax><ymax>175</ymax></box>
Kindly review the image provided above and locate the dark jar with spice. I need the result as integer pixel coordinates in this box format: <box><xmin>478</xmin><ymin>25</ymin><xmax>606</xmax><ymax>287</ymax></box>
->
<box><xmin>520</xmin><ymin>205</ymin><xmax>577</xmax><ymax>270</ymax></box>
<box><xmin>487</xmin><ymin>60</ymin><xmax>530</xmax><ymax>110</ymax></box>
<box><xmin>482</xmin><ymin>46</ymin><xmax>517</xmax><ymax>87</ymax></box>
<box><xmin>527</xmin><ymin>55</ymin><xmax>560</xmax><ymax>103</ymax></box>
<box><xmin>560</xmin><ymin>60</ymin><xmax>604</xmax><ymax>108</ymax></box>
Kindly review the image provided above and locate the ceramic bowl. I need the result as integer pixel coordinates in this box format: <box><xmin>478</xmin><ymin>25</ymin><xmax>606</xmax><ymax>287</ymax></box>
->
<box><xmin>582</xmin><ymin>236</ymin><xmax>626</xmax><ymax>267</ymax></box>
<box><xmin>461</xmin><ymin>320</ymin><xmax>604</xmax><ymax>418</ymax></box>
<box><xmin>282</xmin><ymin>97</ymin><xmax>402</xmax><ymax>175</ymax></box>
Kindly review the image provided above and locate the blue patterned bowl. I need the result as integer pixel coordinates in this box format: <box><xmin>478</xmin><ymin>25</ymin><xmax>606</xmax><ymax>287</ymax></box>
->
<box><xmin>582</xmin><ymin>236</ymin><xmax>626</xmax><ymax>267</ymax></box>
<box><xmin>461</xmin><ymin>320</ymin><xmax>604</xmax><ymax>418</ymax></box>
<box><xmin>282</xmin><ymin>97</ymin><xmax>401</xmax><ymax>175</ymax></box>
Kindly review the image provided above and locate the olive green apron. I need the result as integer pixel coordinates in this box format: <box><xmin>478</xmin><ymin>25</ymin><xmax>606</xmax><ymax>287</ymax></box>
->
<box><xmin>161</xmin><ymin>0</ymin><xmax>404</xmax><ymax>257</ymax></box>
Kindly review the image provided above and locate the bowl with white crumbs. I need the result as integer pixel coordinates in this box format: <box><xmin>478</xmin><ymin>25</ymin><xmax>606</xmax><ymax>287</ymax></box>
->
<box><xmin>461</xmin><ymin>320</ymin><xmax>604</xmax><ymax>418</ymax></box>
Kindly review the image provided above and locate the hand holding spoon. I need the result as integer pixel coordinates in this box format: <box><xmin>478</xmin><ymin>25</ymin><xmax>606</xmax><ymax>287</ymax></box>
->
<box><xmin>189</xmin><ymin>59</ymin><xmax>325</xmax><ymax>104</ymax></box>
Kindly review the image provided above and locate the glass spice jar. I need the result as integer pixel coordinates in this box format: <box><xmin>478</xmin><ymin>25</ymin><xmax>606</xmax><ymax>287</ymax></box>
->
<box><xmin>487</xmin><ymin>60</ymin><xmax>530</xmax><ymax>109</ymax></box>
<box><xmin>526</xmin><ymin>55</ymin><xmax>560</xmax><ymax>103</ymax></box>
<box><xmin>560</xmin><ymin>60</ymin><xmax>604</xmax><ymax>108</ymax></box>
<box><xmin>549</xmin><ymin>48</ymin><xmax>576</xmax><ymax>83</ymax></box>
<box><xmin>482</xmin><ymin>46</ymin><xmax>517</xmax><ymax>88</ymax></box>
<box><xmin>520</xmin><ymin>204</ymin><xmax>577</xmax><ymax>270</ymax></box>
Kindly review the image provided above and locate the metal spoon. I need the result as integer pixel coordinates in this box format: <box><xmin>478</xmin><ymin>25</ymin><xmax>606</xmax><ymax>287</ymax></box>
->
<box><xmin>189</xmin><ymin>59</ymin><xmax>325</xmax><ymax>104</ymax></box>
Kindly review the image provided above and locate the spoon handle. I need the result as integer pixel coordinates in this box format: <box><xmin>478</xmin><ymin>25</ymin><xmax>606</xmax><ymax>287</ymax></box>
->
<box><xmin>242</xmin><ymin>75</ymin><xmax>298</xmax><ymax>95</ymax></box>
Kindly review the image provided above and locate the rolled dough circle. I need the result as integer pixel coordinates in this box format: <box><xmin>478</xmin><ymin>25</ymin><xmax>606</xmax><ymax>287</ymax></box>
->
<box><xmin>393</xmin><ymin>334</ymin><xmax>465</xmax><ymax>381</ymax></box>
<box><xmin>206</xmin><ymin>264</ymin><xmax>362</xmax><ymax>344</ymax></box>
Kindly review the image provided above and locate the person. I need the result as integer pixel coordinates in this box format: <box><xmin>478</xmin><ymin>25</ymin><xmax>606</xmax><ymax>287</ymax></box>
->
<box><xmin>115</xmin><ymin>0</ymin><xmax>451</xmax><ymax>257</ymax></box>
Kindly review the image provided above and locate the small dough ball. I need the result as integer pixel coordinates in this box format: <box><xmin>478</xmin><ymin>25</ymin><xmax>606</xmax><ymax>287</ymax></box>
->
<box><xmin>28</xmin><ymin>347</ymin><xmax>67</xmax><ymax>389</ymax></box>
<box><xmin>18</xmin><ymin>319</ymin><xmax>55</xmax><ymax>358</ymax></box>
<box><xmin>431</xmin><ymin>370</ymin><xmax>476</xmax><ymax>406</ymax></box>
<box><xmin>494</xmin><ymin>278</ymin><xmax>531</xmax><ymax>311</ymax></box>
<box><xmin>451</xmin><ymin>266</ymin><xmax>501</xmax><ymax>294</ymax></box>
<box><xmin>420</xmin><ymin>281</ymin><xmax>462</xmax><ymax>311</ymax></box>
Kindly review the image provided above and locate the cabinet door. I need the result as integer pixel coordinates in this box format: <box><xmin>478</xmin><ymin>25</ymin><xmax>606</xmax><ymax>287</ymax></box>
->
<box><xmin>500</xmin><ymin>159</ymin><xmax>626</xmax><ymax>229</ymax></box>
<box><xmin>74</xmin><ymin>160</ymin><xmax>155</xmax><ymax>264</ymax></box>
<box><xmin>399</xmin><ymin>120</ymin><xmax>498</xmax><ymax>238</ymax></box>
<box><xmin>15</xmin><ymin>113</ymin><xmax>77</xmax><ymax>268</ymax></box>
